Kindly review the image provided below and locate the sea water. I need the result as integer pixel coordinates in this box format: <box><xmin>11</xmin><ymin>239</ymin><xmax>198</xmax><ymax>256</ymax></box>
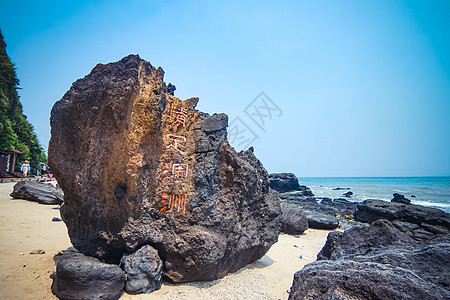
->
<box><xmin>298</xmin><ymin>177</ymin><xmax>450</xmax><ymax>213</ymax></box>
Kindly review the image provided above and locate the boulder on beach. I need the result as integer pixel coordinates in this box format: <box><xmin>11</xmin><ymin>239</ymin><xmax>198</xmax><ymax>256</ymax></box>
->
<box><xmin>51</xmin><ymin>252</ymin><xmax>126</xmax><ymax>300</ymax></box>
<box><xmin>48</xmin><ymin>54</ymin><xmax>281</xmax><ymax>283</ymax></box>
<box><xmin>281</xmin><ymin>205</ymin><xmax>308</xmax><ymax>234</ymax></box>
<box><xmin>10</xmin><ymin>180</ymin><xmax>63</xmax><ymax>205</ymax></box>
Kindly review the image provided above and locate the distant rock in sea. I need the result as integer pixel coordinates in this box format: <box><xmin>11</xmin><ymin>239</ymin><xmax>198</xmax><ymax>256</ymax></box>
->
<box><xmin>391</xmin><ymin>192</ymin><xmax>411</xmax><ymax>204</ymax></box>
<box><xmin>343</xmin><ymin>191</ymin><xmax>353</xmax><ymax>198</ymax></box>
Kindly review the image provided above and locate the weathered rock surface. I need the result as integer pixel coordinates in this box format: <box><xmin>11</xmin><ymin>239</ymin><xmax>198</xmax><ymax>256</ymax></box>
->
<box><xmin>289</xmin><ymin>259</ymin><xmax>450</xmax><ymax>300</ymax></box>
<box><xmin>269</xmin><ymin>173</ymin><xmax>301</xmax><ymax>193</ymax></box>
<box><xmin>289</xmin><ymin>220</ymin><xmax>450</xmax><ymax>299</ymax></box>
<box><xmin>317</xmin><ymin>219</ymin><xmax>415</xmax><ymax>260</ymax></box>
<box><xmin>10</xmin><ymin>180</ymin><xmax>63</xmax><ymax>205</ymax></box>
<box><xmin>281</xmin><ymin>206</ymin><xmax>308</xmax><ymax>234</ymax></box>
<box><xmin>120</xmin><ymin>245</ymin><xmax>163</xmax><ymax>294</ymax></box>
<box><xmin>51</xmin><ymin>253</ymin><xmax>126</xmax><ymax>300</ymax></box>
<box><xmin>355</xmin><ymin>199</ymin><xmax>450</xmax><ymax>240</ymax></box>
<box><xmin>48</xmin><ymin>54</ymin><xmax>281</xmax><ymax>283</ymax></box>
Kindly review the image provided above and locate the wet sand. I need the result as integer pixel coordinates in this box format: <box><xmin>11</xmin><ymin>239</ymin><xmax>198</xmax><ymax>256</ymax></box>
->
<box><xmin>0</xmin><ymin>181</ymin><xmax>331</xmax><ymax>300</ymax></box>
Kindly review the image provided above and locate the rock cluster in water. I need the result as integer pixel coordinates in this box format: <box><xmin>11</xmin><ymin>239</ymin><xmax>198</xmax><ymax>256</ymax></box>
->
<box><xmin>48</xmin><ymin>54</ymin><xmax>281</xmax><ymax>297</ymax></box>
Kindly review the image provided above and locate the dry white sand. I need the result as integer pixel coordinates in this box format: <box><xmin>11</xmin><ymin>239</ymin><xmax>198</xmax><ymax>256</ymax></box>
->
<box><xmin>0</xmin><ymin>181</ymin><xmax>331</xmax><ymax>300</ymax></box>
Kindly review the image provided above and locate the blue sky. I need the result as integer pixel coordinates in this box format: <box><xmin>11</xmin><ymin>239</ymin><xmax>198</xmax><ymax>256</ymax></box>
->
<box><xmin>1</xmin><ymin>0</ymin><xmax>449</xmax><ymax>177</ymax></box>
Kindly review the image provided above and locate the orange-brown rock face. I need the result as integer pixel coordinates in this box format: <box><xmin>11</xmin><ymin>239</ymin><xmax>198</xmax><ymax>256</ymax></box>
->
<box><xmin>49</xmin><ymin>54</ymin><xmax>281</xmax><ymax>283</ymax></box>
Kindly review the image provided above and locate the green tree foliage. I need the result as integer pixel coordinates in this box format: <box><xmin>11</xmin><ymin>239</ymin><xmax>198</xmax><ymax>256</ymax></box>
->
<box><xmin>0</xmin><ymin>30</ymin><xmax>47</xmax><ymax>172</ymax></box>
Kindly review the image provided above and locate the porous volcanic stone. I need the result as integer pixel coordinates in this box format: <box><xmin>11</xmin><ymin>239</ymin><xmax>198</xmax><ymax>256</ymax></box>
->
<box><xmin>120</xmin><ymin>245</ymin><xmax>163</xmax><ymax>294</ymax></box>
<box><xmin>48</xmin><ymin>54</ymin><xmax>281</xmax><ymax>283</ymax></box>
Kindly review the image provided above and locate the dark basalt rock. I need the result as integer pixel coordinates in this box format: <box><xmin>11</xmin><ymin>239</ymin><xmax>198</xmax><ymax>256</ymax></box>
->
<box><xmin>10</xmin><ymin>180</ymin><xmax>63</xmax><ymax>205</ymax></box>
<box><xmin>305</xmin><ymin>210</ymin><xmax>339</xmax><ymax>230</ymax></box>
<box><xmin>289</xmin><ymin>259</ymin><xmax>449</xmax><ymax>300</ymax></box>
<box><xmin>355</xmin><ymin>199</ymin><xmax>450</xmax><ymax>240</ymax></box>
<box><xmin>269</xmin><ymin>173</ymin><xmax>303</xmax><ymax>193</ymax></box>
<box><xmin>281</xmin><ymin>205</ymin><xmax>308</xmax><ymax>234</ymax></box>
<box><xmin>290</xmin><ymin>220</ymin><xmax>450</xmax><ymax>299</ymax></box>
<box><xmin>51</xmin><ymin>253</ymin><xmax>126</xmax><ymax>300</ymax></box>
<box><xmin>391</xmin><ymin>192</ymin><xmax>411</xmax><ymax>204</ymax></box>
<box><xmin>120</xmin><ymin>245</ymin><xmax>163</xmax><ymax>294</ymax></box>
<box><xmin>332</xmin><ymin>187</ymin><xmax>350</xmax><ymax>190</ymax></box>
<box><xmin>317</xmin><ymin>219</ymin><xmax>414</xmax><ymax>260</ymax></box>
<box><xmin>48</xmin><ymin>54</ymin><xmax>281</xmax><ymax>283</ymax></box>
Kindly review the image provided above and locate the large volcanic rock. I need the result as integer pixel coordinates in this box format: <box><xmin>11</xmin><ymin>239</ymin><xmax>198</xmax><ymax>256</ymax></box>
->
<box><xmin>48</xmin><ymin>54</ymin><xmax>281</xmax><ymax>283</ymax></box>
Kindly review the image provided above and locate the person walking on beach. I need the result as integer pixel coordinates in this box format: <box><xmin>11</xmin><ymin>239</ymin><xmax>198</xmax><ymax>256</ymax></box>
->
<box><xmin>21</xmin><ymin>160</ymin><xmax>30</xmax><ymax>177</ymax></box>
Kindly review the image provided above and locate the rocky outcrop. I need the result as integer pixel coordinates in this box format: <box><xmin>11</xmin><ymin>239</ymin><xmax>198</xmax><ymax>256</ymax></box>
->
<box><xmin>289</xmin><ymin>259</ymin><xmax>449</xmax><ymax>300</ymax></box>
<box><xmin>355</xmin><ymin>199</ymin><xmax>450</xmax><ymax>240</ymax></box>
<box><xmin>281</xmin><ymin>206</ymin><xmax>308</xmax><ymax>234</ymax></box>
<box><xmin>48</xmin><ymin>54</ymin><xmax>281</xmax><ymax>283</ymax></box>
<box><xmin>10</xmin><ymin>180</ymin><xmax>63</xmax><ymax>205</ymax></box>
<box><xmin>289</xmin><ymin>220</ymin><xmax>450</xmax><ymax>299</ymax></box>
<box><xmin>51</xmin><ymin>253</ymin><xmax>126</xmax><ymax>300</ymax></box>
<box><xmin>317</xmin><ymin>219</ymin><xmax>414</xmax><ymax>260</ymax></box>
<box><xmin>120</xmin><ymin>245</ymin><xmax>163</xmax><ymax>294</ymax></box>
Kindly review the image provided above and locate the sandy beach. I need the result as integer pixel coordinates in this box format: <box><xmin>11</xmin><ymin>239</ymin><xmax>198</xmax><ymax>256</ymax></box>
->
<box><xmin>0</xmin><ymin>181</ymin><xmax>331</xmax><ymax>300</ymax></box>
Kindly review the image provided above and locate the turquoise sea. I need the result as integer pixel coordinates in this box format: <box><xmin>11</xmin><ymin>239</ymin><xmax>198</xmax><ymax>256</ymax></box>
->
<box><xmin>298</xmin><ymin>177</ymin><xmax>450</xmax><ymax>213</ymax></box>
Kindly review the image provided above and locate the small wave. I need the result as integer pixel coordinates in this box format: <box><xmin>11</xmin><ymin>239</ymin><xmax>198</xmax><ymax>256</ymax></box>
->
<box><xmin>412</xmin><ymin>200</ymin><xmax>450</xmax><ymax>209</ymax></box>
<box><xmin>394</xmin><ymin>190</ymin><xmax>411</xmax><ymax>194</ymax></box>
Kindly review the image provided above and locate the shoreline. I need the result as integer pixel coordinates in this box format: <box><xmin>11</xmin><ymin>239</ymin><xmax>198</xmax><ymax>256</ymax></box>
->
<box><xmin>0</xmin><ymin>181</ymin><xmax>331</xmax><ymax>300</ymax></box>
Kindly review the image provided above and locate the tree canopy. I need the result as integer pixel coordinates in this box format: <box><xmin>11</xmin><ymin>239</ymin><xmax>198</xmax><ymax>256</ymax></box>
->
<box><xmin>0</xmin><ymin>30</ymin><xmax>47</xmax><ymax>172</ymax></box>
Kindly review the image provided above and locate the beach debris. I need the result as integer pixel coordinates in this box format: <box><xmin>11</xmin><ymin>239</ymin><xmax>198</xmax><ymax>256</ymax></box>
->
<box><xmin>19</xmin><ymin>253</ymin><xmax>24</xmax><ymax>256</ymax></box>
<box><xmin>10</xmin><ymin>180</ymin><xmax>63</xmax><ymax>205</ymax></box>
<box><xmin>52</xmin><ymin>217</ymin><xmax>62</xmax><ymax>222</ymax></box>
<box><xmin>299</xmin><ymin>255</ymin><xmax>303</xmax><ymax>259</ymax></box>
<box><xmin>48</xmin><ymin>54</ymin><xmax>281</xmax><ymax>284</ymax></box>
<box><xmin>51</xmin><ymin>252</ymin><xmax>125</xmax><ymax>300</ymax></box>
<box><xmin>30</xmin><ymin>249</ymin><xmax>45</xmax><ymax>254</ymax></box>
<box><xmin>120</xmin><ymin>245</ymin><xmax>163</xmax><ymax>294</ymax></box>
